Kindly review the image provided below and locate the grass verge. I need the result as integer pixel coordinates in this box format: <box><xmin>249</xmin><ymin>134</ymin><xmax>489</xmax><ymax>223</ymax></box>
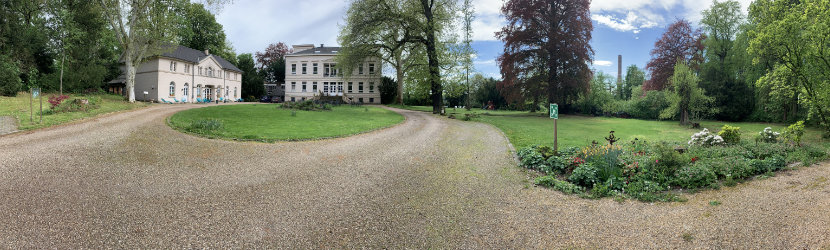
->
<box><xmin>0</xmin><ymin>92</ymin><xmax>150</xmax><ymax>131</ymax></box>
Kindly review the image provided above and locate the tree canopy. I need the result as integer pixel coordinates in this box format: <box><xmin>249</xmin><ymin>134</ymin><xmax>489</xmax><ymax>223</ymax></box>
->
<box><xmin>497</xmin><ymin>0</ymin><xmax>593</xmax><ymax>112</ymax></box>
<box><xmin>644</xmin><ymin>19</ymin><xmax>704</xmax><ymax>91</ymax></box>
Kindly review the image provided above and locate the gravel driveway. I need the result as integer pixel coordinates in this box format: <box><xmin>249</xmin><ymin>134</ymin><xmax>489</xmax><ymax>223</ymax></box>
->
<box><xmin>0</xmin><ymin>104</ymin><xmax>828</xmax><ymax>248</ymax></box>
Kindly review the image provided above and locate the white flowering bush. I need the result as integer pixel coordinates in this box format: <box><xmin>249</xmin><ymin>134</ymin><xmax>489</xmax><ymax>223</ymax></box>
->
<box><xmin>688</xmin><ymin>128</ymin><xmax>725</xmax><ymax>147</ymax></box>
<box><xmin>757</xmin><ymin>127</ymin><xmax>781</xmax><ymax>143</ymax></box>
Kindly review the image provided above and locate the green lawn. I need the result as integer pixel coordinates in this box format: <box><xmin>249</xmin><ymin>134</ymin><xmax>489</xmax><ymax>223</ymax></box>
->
<box><xmin>391</xmin><ymin>105</ymin><xmax>828</xmax><ymax>149</ymax></box>
<box><xmin>0</xmin><ymin>92</ymin><xmax>149</xmax><ymax>130</ymax></box>
<box><xmin>168</xmin><ymin>104</ymin><xmax>405</xmax><ymax>141</ymax></box>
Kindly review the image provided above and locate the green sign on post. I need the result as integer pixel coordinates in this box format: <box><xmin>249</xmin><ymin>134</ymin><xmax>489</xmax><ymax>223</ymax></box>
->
<box><xmin>550</xmin><ymin>103</ymin><xmax>558</xmax><ymax>119</ymax></box>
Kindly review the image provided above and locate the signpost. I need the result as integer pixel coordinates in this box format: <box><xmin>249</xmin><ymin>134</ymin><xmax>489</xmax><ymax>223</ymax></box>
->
<box><xmin>32</xmin><ymin>88</ymin><xmax>42</xmax><ymax>123</ymax></box>
<box><xmin>550</xmin><ymin>103</ymin><xmax>558</xmax><ymax>152</ymax></box>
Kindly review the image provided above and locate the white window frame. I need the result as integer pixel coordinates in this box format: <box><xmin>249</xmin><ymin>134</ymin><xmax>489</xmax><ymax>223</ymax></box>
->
<box><xmin>169</xmin><ymin>82</ymin><xmax>176</xmax><ymax>97</ymax></box>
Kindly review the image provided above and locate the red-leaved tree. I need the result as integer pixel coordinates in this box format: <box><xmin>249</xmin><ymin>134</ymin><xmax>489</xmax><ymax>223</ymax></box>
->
<box><xmin>255</xmin><ymin>42</ymin><xmax>292</xmax><ymax>70</ymax></box>
<box><xmin>497</xmin><ymin>0</ymin><xmax>593</xmax><ymax>112</ymax></box>
<box><xmin>643</xmin><ymin>19</ymin><xmax>704</xmax><ymax>91</ymax></box>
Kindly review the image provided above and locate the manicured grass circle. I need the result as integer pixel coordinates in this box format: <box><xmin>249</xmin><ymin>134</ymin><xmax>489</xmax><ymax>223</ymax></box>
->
<box><xmin>169</xmin><ymin>104</ymin><xmax>404</xmax><ymax>141</ymax></box>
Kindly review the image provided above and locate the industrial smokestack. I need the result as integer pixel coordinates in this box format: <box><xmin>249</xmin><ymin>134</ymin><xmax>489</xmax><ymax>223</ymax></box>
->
<box><xmin>617</xmin><ymin>55</ymin><xmax>622</xmax><ymax>84</ymax></box>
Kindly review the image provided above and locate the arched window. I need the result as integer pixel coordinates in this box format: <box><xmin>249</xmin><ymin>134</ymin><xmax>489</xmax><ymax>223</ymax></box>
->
<box><xmin>183</xmin><ymin>83</ymin><xmax>189</xmax><ymax>97</ymax></box>
<box><xmin>169</xmin><ymin>82</ymin><xmax>175</xmax><ymax>97</ymax></box>
<box><xmin>196</xmin><ymin>85</ymin><xmax>202</xmax><ymax>97</ymax></box>
<box><xmin>225</xmin><ymin>86</ymin><xmax>229</xmax><ymax>97</ymax></box>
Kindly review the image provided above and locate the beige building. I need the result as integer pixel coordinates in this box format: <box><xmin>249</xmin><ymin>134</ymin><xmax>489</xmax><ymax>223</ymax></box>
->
<box><xmin>285</xmin><ymin>44</ymin><xmax>381</xmax><ymax>104</ymax></box>
<box><xmin>109</xmin><ymin>45</ymin><xmax>242</xmax><ymax>103</ymax></box>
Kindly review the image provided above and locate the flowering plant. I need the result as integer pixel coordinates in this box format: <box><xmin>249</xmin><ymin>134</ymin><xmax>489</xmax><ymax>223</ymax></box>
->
<box><xmin>757</xmin><ymin>127</ymin><xmax>780</xmax><ymax>143</ymax></box>
<box><xmin>688</xmin><ymin>128</ymin><xmax>724</xmax><ymax>147</ymax></box>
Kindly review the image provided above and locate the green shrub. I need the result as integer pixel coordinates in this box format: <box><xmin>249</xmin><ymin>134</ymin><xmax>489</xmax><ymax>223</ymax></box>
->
<box><xmin>518</xmin><ymin>146</ymin><xmax>546</xmax><ymax>171</ymax></box>
<box><xmin>648</xmin><ymin>142</ymin><xmax>685</xmax><ymax>179</ymax></box>
<box><xmin>568</xmin><ymin>162</ymin><xmax>599</xmax><ymax>187</ymax></box>
<box><xmin>750</xmin><ymin>155</ymin><xmax>786</xmax><ymax>174</ymax></box>
<box><xmin>696</xmin><ymin>156</ymin><xmax>753</xmax><ymax>179</ymax></box>
<box><xmin>756</xmin><ymin>127</ymin><xmax>781</xmax><ymax>143</ymax></box>
<box><xmin>281</xmin><ymin>100</ymin><xmax>333</xmax><ymax>111</ymax></box>
<box><xmin>743</xmin><ymin>142</ymin><xmax>787</xmax><ymax>160</ymax></box>
<box><xmin>0</xmin><ymin>54</ymin><xmax>21</xmax><ymax>97</ymax></box>
<box><xmin>535</xmin><ymin>176</ymin><xmax>584</xmax><ymax>194</ymax></box>
<box><xmin>674</xmin><ymin>164</ymin><xmax>717</xmax><ymax>189</ymax></box>
<box><xmin>188</xmin><ymin>119</ymin><xmax>224</xmax><ymax>132</ymax></box>
<box><xmin>545</xmin><ymin>155</ymin><xmax>568</xmax><ymax>174</ymax></box>
<box><xmin>782</xmin><ymin>121</ymin><xmax>805</xmax><ymax>146</ymax></box>
<box><xmin>687</xmin><ymin>145</ymin><xmax>753</xmax><ymax>159</ymax></box>
<box><xmin>717</xmin><ymin>125</ymin><xmax>742</xmax><ymax>145</ymax></box>
<box><xmin>590</xmin><ymin>183</ymin><xmax>612</xmax><ymax>198</ymax></box>
<box><xmin>624</xmin><ymin>179</ymin><xmax>671</xmax><ymax>202</ymax></box>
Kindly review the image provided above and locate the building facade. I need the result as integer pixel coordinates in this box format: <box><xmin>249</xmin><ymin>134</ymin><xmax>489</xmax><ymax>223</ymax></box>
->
<box><xmin>109</xmin><ymin>45</ymin><xmax>242</xmax><ymax>103</ymax></box>
<box><xmin>284</xmin><ymin>44</ymin><xmax>381</xmax><ymax>104</ymax></box>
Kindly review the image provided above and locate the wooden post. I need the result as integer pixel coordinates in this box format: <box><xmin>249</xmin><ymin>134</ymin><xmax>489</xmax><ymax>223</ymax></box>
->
<box><xmin>39</xmin><ymin>91</ymin><xmax>42</xmax><ymax>123</ymax></box>
<box><xmin>29</xmin><ymin>88</ymin><xmax>33</xmax><ymax>123</ymax></box>
<box><xmin>554</xmin><ymin>118</ymin><xmax>558</xmax><ymax>152</ymax></box>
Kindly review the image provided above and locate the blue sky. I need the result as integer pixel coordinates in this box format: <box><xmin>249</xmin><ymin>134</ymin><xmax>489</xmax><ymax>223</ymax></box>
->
<box><xmin>216</xmin><ymin>0</ymin><xmax>752</xmax><ymax>80</ymax></box>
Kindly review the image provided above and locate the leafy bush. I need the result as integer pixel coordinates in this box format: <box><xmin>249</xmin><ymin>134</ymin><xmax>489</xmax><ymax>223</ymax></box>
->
<box><xmin>545</xmin><ymin>155</ymin><xmax>569</xmax><ymax>174</ymax></box>
<box><xmin>717</xmin><ymin>125</ymin><xmax>741</xmax><ymax>145</ymax></box>
<box><xmin>624</xmin><ymin>179</ymin><xmax>669</xmax><ymax>202</ymax></box>
<box><xmin>687</xmin><ymin>145</ymin><xmax>753</xmax><ymax>159</ymax></box>
<box><xmin>627</xmin><ymin>90</ymin><xmax>671</xmax><ymax>120</ymax></box>
<box><xmin>535</xmin><ymin>176</ymin><xmax>584</xmax><ymax>194</ymax></box>
<box><xmin>568</xmin><ymin>162</ymin><xmax>599</xmax><ymax>187</ymax></box>
<box><xmin>48</xmin><ymin>95</ymin><xmax>70</xmax><ymax>109</ymax></box>
<box><xmin>281</xmin><ymin>100</ymin><xmax>333</xmax><ymax>111</ymax></box>
<box><xmin>756</xmin><ymin>127</ymin><xmax>781</xmax><ymax>143</ymax></box>
<box><xmin>0</xmin><ymin>54</ymin><xmax>21</xmax><ymax>96</ymax></box>
<box><xmin>518</xmin><ymin>146</ymin><xmax>546</xmax><ymax>171</ymax></box>
<box><xmin>696</xmin><ymin>156</ymin><xmax>753</xmax><ymax>179</ymax></box>
<box><xmin>782</xmin><ymin>121</ymin><xmax>805</xmax><ymax>146</ymax></box>
<box><xmin>749</xmin><ymin>155</ymin><xmax>786</xmax><ymax>174</ymax></box>
<box><xmin>187</xmin><ymin>119</ymin><xmax>224</xmax><ymax>132</ymax></box>
<box><xmin>648</xmin><ymin>142</ymin><xmax>685</xmax><ymax>179</ymax></box>
<box><xmin>688</xmin><ymin>128</ymin><xmax>724</xmax><ymax>146</ymax></box>
<box><xmin>743</xmin><ymin>142</ymin><xmax>787</xmax><ymax>160</ymax></box>
<box><xmin>674</xmin><ymin>164</ymin><xmax>717</xmax><ymax>189</ymax></box>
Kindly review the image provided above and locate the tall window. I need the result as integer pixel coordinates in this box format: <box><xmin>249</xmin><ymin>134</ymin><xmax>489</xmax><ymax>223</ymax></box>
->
<box><xmin>302</xmin><ymin>82</ymin><xmax>307</xmax><ymax>92</ymax></box>
<box><xmin>348</xmin><ymin>82</ymin><xmax>353</xmax><ymax>93</ymax></box>
<box><xmin>324</xmin><ymin>63</ymin><xmax>330</xmax><ymax>76</ymax></box>
<box><xmin>234</xmin><ymin>87</ymin><xmax>237</xmax><ymax>98</ymax></box>
<box><xmin>369</xmin><ymin>82</ymin><xmax>374</xmax><ymax>93</ymax></box>
<box><xmin>313</xmin><ymin>63</ymin><xmax>318</xmax><ymax>74</ymax></box>
<box><xmin>170</xmin><ymin>61</ymin><xmax>177</xmax><ymax>72</ymax></box>
<box><xmin>302</xmin><ymin>63</ymin><xmax>307</xmax><ymax>74</ymax></box>
<box><xmin>169</xmin><ymin>82</ymin><xmax>175</xmax><ymax>96</ymax></box>
<box><xmin>183</xmin><ymin>83</ymin><xmax>189</xmax><ymax>97</ymax></box>
<box><xmin>313</xmin><ymin>82</ymin><xmax>318</xmax><ymax>92</ymax></box>
<box><xmin>358</xmin><ymin>82</ymin><xmax>364</xmax><ymax>93</ymax></box>
<box><xmin>338</xmin><ymin>82</ymin><xmax>343</xmax><ymax>93</ymax></box>
<box><xmin>358</xmin><ymin>64</ymin><xmax>364</xmax><ymax>75</ymax></box>
<box><xmin>199</xmin><ymin>67</ymin><xmax>203</xmax><ymax>75</ymax></box>
<box><xmin>196</xmin><ymin>85</ymin><xmax>202</xmax><ymax>97</ymax></box>
<box><xmin>291</xmin><ymin>82</ymin><xmax>296</xmax><ymax>91</ymax></box>
<box><xmin>323</xmin><ymin>82</ymin><xmax>329</xmax><ymax>93</ymax></box>
<box><xmin>369</xmin><ymin>63</ymin><xmax>375</xmax><ymax>74</ymax></box>
<box><xmin>291</xmin><ymin>64</ymin><xmax>296</xmax><ymax>74</ymax></box>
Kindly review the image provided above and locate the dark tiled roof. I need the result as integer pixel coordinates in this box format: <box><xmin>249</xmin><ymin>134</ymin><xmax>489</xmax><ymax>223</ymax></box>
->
<box><xmin>160</xmin><ymin>45</ymin><xmax>241</xmax><ymax>72</ymax></box>
<box><xmin>289</xmin><ymin>46</ymin><xmax>342</xmax><ymax>56</ymax></box>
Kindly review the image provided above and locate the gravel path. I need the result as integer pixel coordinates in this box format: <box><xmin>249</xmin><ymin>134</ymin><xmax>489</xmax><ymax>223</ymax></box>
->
<box><xmin>0</xmin><ymin>116</ymin><xmax>16</xmax><ymax>135</ymax></box>
<box><xmin>0</xmin><ymin>104</ymin><xmax>828</xmax><ymax>248</ymax></box>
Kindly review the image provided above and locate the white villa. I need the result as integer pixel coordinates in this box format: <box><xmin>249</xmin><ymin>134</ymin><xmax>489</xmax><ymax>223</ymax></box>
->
<box><xmin>285</xmin><ymin>44</ymin><xmax>382</xmax><ymax>104</ymax></box>
<box><xmin>108</xmin><ymin>45</ymin><xmax>242</xmax><ymax>103</ymax></box>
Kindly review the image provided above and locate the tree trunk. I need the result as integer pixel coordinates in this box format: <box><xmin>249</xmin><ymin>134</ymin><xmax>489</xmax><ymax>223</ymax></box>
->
<box><xmin>125</xmin><ymin>59</ymin><xmax>136</xmax><ymax>102</ymax></box>
<box><xmin>421</xmin><ymin>0</ymin><xmax>442</xmax><ymax>114</ymax></box>
<box><xmin>59</xmin><ymin>51</ymin><xmax>65</xmax><ymax>95</ymax></box>
<box><xmin>395</xmin><ymin>53</ymin><xmax>404</xmax><ymax>105</ymax></box>
<box><xmin>680</xmin><ymin>109</ymin><xmax>689</xmax><ymax>125</ymax></box>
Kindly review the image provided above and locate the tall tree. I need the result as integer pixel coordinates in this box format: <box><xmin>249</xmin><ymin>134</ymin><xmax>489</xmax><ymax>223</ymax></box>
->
<box><xmin>99</xmin><ymin>0</ymin><xmax>178</xmax><ymax>102</ymax></box>
<box><xmin>497</xmin><ymin>0</ymin><xmax>594</xmax><ymax>113</ymax></box>
<box><xmin>748</xmin><ymin>0</ymin><xmax>830</xmax><ymax>133</ymax></box>
<box><xmin>461</xmin><ymin>0</ymin><xmax>474</xmax><ymax>110</ymax></box>
<box><xmin>255</xmin><ymin>42</ymin><xmax>291</xmax><ymax>83</ymax></box>
<box><xmin>237</xmin><ymin>53</ymin><xmax>264</xmax><ymax>99</ymax></box>
<box><xmin>644</xmin><ymin>19</ymin><xmax>704</xmax><ymax>91</ymax></box>
<box><xmin>622</xmin><ymin>65</ymin><xmax>645</xmax><ymax>100</ymax></box>
<box><xmin>0</xmin><ymin>0</ymin><xmax>54</xmax><ymax>94</ymax></box>
<box><xmin>699</xmin><ymin>0</ymin><xmax>752</xmax><ymax>121</ymax></box>
<box><xmin>175</xmin><ymin>1</ymin><xmax>236</xmax><ymax>66</ymax></box>
<box><xmin>660</xmin><ymin>62</ymin><xmax>716</xmax><ymax>125</ymax></box>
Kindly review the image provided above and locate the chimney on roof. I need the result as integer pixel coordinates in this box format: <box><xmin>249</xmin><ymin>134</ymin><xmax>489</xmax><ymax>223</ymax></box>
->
<box><xmin>320</xmin><ymin>44</ymin><xmax>324</xmax><ymax>48</ymax></box>
<box><xmin>204</xmin><ymin>49</ymin><xmax>210</xmax><ymax>55</ymax></box>
<box><xmin>617</xmin><ymin>55</ymin><xmax>622</xmax><ymax>85</ymax></box>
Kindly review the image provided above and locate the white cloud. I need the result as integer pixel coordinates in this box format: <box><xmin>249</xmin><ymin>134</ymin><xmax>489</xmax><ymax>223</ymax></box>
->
<box><xmin>474</xmin><ymin>59</ymin><xmax>496</xmax><ymax>65</ymax></box>
<box><xmin>590</xmin><ymin>0</ymin><xmax>753</xmax><ymax>34</ymax></box>
<box><xmin>593</xmin><ymin>60</ymin><xmax>613</xmax><ymax>67</ymax></box>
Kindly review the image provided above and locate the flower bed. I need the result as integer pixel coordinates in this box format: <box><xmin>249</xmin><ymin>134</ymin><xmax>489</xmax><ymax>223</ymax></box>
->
<box><xmin>518</xmin><ymin>124</ymin><xmax>828</xmax><ymax>202</ymax></box>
